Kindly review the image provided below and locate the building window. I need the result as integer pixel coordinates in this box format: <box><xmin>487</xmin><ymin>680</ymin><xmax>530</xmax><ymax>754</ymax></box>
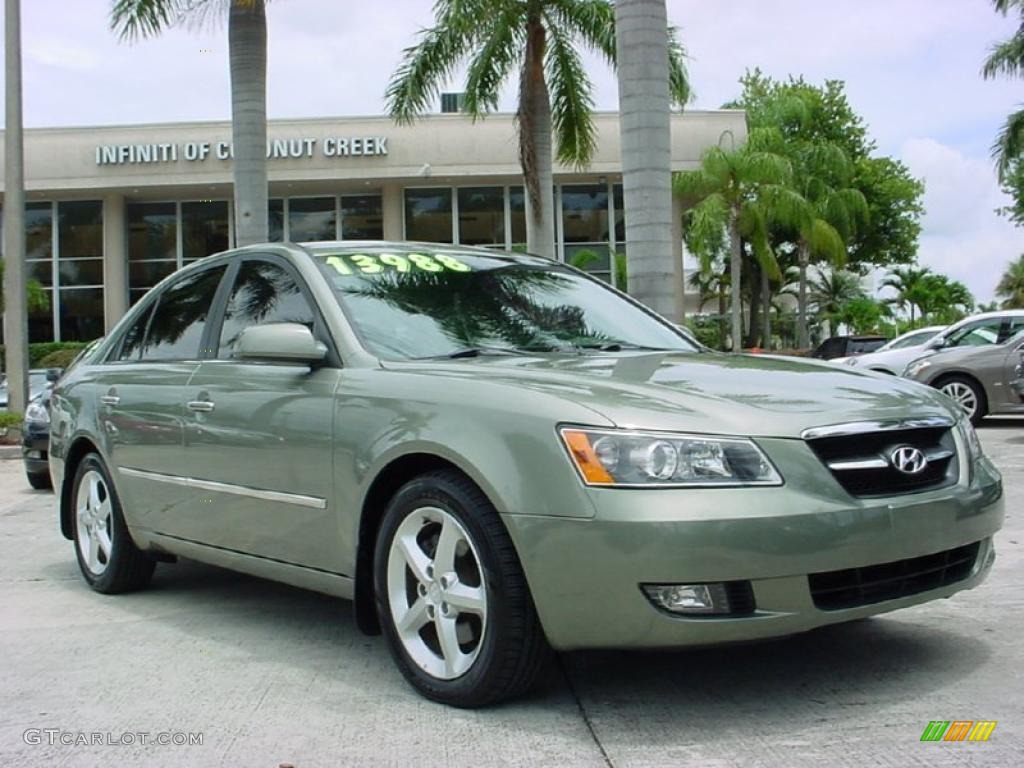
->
<box><xmin>288</xmin><ymin>197</ymin><xmax>336</xmax><ymax>242</ymax></box>
<box><xmin>341</xmin><ymin>194</ymin><xmax>383</xmax><ymax>239</ymax></box>
<box><xmin>57</xmin><ymin>200</ymin><xmax>105</xmax><ymax>341</ymax></box>
<box><xmin>25</xmin><ymin>203</ymin><xmax>54</xmax><ymax>342</ymax></box>
<box><xmin>457</xmin><ymin>187</ymin><xmax>504</xmax><ymax>246</ymax></box>
<box><xmin>268</xmin><ymin>198</ymin><xmax>284</xmax><ymax>242</ymax></box>
<box><xmin>182</xmin><ymin>200</ymin><xmax>229</xmax><ymax>262</ymax></box>
<box><xmin>561</xmin><ymin>184</ymin><xmax>612</xmax><ymax>279</ymax></box>
<box><xmin>509</xmin><ymin>186</ymin><xmax>527</xmax><ymax>250</ymax></box>
<box><xmin>405</xmin><ymin>188</ymin><xmax>453</xmax><ymax>242</ymax></box>
<box><xmin>127</xmin><ymin>201</ymin><xmax>178</xmax><ymax>305</ymax></box>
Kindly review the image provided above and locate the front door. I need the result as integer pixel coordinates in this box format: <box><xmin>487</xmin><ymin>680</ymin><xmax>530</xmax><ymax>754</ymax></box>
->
<box><xmin>181</xmin><ymin>257</ymin><xmax>342</xmax><ymax>572</ymax></box>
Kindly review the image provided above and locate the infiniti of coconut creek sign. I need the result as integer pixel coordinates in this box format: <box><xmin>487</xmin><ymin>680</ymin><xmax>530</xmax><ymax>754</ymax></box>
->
<box><xmin>95</xmin><ymin>136</ymin><xmax>389</xmax><ymax>165</ymax></box>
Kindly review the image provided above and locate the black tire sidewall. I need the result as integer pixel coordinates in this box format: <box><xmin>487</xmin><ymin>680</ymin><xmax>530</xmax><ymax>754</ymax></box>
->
<box><xmin>373</xmin><ymin>474</ymin><xmax>517</xmax><ymax>706</ymax></box>
<box><xmin>71</xmin><ymin>454</ymin><xmax>138</xmax><ymax>592</ymax></box>
<box><xmin>26</xmin><ymin>470</ymin><xmax>52</xmax><ymax>490</ymax></box>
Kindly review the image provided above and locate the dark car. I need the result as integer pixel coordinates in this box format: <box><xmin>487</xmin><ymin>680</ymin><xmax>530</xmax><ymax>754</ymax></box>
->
<box><xmin>810</xmin><ymin>335</ymin><xmax>888</xmax><ymax>360</ymax></box>
<box><xmin>22</xmin><ymin>385</ymin><xmax>55</xmax><ymax>489</ymax></box>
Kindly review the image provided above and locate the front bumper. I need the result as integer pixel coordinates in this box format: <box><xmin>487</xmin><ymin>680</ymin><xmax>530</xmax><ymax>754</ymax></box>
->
<box><xmin>21</xmin><ymin>424</ymin><xmax>49</xmax><ymax>475</ymax></box>
<box><xmin>504</xmin><ymin>438</ymin><xmax>1003</xmax><ymax>651</ymax></box>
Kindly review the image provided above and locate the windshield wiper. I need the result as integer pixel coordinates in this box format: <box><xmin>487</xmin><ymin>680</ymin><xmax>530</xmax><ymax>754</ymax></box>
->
<box><xmin>574</xmin><ymin>342</ymin><xmax>678</xmax><ymax>352</ymax></box>
<box><xmin>441</xmin><ymin>346</ymin><xmax>538</xmax><ymax>359</ymax></box>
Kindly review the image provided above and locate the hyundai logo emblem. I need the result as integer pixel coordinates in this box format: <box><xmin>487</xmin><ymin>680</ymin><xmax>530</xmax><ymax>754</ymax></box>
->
<box><xmin>890</xmin><ymin>446</ymin><xmax>928</xmax><ymax>475</ymax></box>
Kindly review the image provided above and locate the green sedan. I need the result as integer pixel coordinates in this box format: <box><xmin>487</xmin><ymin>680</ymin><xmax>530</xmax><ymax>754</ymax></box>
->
<box><xmin>48</xmin><ymin>243</ymin><xmax>1004</xmax><ymax>707</ymax></box>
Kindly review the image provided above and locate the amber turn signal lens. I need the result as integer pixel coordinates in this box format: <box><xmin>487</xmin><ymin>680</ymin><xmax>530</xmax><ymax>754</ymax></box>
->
<box><xmin>561</xmin><ymin>429</ymin><xmax>615</xmax><ymax>485</ymax></box>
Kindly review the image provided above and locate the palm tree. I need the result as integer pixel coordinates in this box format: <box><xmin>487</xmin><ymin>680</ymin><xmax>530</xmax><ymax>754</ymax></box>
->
<box><xmin>996</xmin><ymin>253</ymin><xmax>1024</xmax><ymax>307</ymax></box>
<box><xmin>881</xmin><ymin>265</ymin><xmax>931</xmax><ymax>323</ymax></box>
<box><xmin>788</xmin><ymin>143</ymin><xmax>869</xmax><ymax>348</ymax></box>
<box><xmin>386</xmin><ymin>0</ymin><xmax>689</xmax><ymax>262</ymax></box>
<box><xmin>806</xmin><ymin>267</ymin><xmax>865</xmax><ymax>334</ymax></box>
<box><xmin>675</xmin><ymin>131</ymin><xmax>791</xmax><ymax>351</ymax></box>
<box><xmin>983</xmin><ymin>0</ymin><xmax>1024</xmax><ymax>179</ymax></box>
<box><xmin>614</xmin><ymin>0</ymin><xmax>690</xmax><ymax>319</ymax></box>
<box><xmin>110</xmin><ymin>0</ymin><xmax>268</xmax><ymax>246</ymax></box>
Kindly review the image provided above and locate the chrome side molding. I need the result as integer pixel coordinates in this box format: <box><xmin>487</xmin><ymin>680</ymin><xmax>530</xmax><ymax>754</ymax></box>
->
<box><xmin>119</xmin><ymin>467</ymin><xmax>327</xmax><ymax>509</ymax></box>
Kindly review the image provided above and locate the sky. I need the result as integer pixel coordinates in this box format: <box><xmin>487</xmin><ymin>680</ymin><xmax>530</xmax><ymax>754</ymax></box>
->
<box><xmin>2</xmin><ymin>0</ymin><xmax>1023</xmax><ymax>302</ymax></box>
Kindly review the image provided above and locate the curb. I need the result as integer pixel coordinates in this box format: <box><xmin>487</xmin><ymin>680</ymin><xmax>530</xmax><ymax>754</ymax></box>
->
<box><xmin>0</xmin><ymin>444</ymin><xmax>22</xmax><ymax>461</ymax></box>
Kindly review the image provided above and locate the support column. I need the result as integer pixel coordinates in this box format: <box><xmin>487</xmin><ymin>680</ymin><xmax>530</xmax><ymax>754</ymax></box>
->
<box><xmin>381</xmin><ymin>184</ymin><xmax>403</xmax><ymax>241</ymax></box>
<box><xmin>102</xmin><ymin>193</ymin><xmax>128</xmax><ymax>332</ymax></box>
<box><xmin>671</xmin><ymin>193</ymin><xmax>685</xmax><ymax>323</ymax></box>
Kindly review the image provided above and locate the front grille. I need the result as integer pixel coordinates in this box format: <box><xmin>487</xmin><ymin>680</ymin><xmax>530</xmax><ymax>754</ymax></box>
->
<box><xmin>806</xmin><ymin>426</ymin><xmax>958</xmax><ymax>497</ymax></box>
<box><xmin>809</xmin><ymin>542</ymin><xmax>980</xmax><ymax>610</ymax></box>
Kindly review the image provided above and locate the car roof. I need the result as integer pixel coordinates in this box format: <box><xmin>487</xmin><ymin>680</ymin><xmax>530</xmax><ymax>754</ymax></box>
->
<box><xmin>299</xmin><ymin>240</ymin><xmax>552</xmax><ymax>266</ymax></box>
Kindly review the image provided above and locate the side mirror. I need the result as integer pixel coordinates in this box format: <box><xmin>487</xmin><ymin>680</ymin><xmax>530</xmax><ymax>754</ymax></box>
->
<box><xmin>925</xmin><ymin>336</ymin><xmax>947</xmax><ymax>350</ymax></box>
<box><xmin>235</xmin><ymin>323</ymin><xmax>327</xmax><ymax>364</ymax></box>
<box><xmin>45</xmin><ymin>368</ymin><xmax>63</xmax><ymax>383</ymax></box>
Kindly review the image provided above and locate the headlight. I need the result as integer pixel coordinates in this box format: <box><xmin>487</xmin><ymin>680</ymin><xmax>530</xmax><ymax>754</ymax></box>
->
<box><xmin>905</xmin><ymin>359</ymin><xmax>932</xmax><ymax>378</ymax></box>
<box><xmin>957</xmin><ymin>417</ymin><xmax>983</xmax><ymax>461</ymax></box>
<box><xmin>559</xmin><ymin>427</ymin><xmax>783</xmax><ymax>487</ymax></box>
<box><xmin>24</xmin><ymin>402</ymin><xmax>50</xmax><ymax>425</ymax></box>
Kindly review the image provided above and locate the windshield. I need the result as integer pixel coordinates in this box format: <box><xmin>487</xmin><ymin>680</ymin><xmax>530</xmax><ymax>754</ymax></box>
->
<box><xmin>313</xmin><ymin>248</ymin><xmax>697</xmax><ymax>360</ymax></box>
<box><xmin>884</xmin><ymin>329</ymin><xmax>940</xmax><ymax>350</ymax></box>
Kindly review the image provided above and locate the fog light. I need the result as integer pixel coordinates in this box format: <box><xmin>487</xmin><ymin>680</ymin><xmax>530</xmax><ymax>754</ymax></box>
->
<box><xmin>642</xmin><ymin>582</ymin><xmax>732</xmax><ymax>615</ymax></box>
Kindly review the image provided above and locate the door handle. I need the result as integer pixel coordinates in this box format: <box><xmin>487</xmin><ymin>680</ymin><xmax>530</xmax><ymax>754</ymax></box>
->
<box><xmin>187</xmin><ymin>400</ymin><xmax>215</xmax><ymax>413</ymax></box>
<box><xmin>100</xmin><ymin>395</ymin><xmax>120</xmax><ymax>407</ymax></box>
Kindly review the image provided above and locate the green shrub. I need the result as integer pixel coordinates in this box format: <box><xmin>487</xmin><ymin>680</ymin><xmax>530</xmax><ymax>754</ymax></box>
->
<box><xmin>0</xmin><ymin>412</ymin><xmax>23</xmax><ymax>430</ymax></box>
<box><xmin>0</xmin><ymin>341</ymin><xmax>94</xmax><ymax>369</ymax></box>
<box><xmin>37</xmin><ymin>348</ymin><xmax>83</xmax><ymax>369</ymax></box>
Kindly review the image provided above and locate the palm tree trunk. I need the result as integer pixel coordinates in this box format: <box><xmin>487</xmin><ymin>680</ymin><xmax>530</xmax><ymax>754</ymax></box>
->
<box><xmin>729</xmin><ymin>213</ymin><xmax>742</xmax><ymax>352</ymax></box>
<box><xmin>762</xmin><ymin>264</ymin><xmax>771</xmax><ymax>350</ymax></box>
<box><xmin>717</xmin><ymin>279</ymin><xmax>727</xmax><ymax>350</ymax></box>
<box><xmin>3</xmin><ymin>0</ymin><xmax>29</xmax><ymax>414</ymax></box>
<box><xmin>229</xmin><ymin>0</ymin><xmax>268</xmax><ymax>247</ymax></box>
<box><xmin>518</xmin><ymin>15</ymin><xmax>556</xmax><ymax>260</ymax></box>
<box><xmin>615</xmin><ymin>0</ymin><xmax>675</xmax><ymax>319</ymax></box>
<box><xmin>797</xmin><ymin>243</ymin><xmax>810</xmax><ymax>348</ymax></box>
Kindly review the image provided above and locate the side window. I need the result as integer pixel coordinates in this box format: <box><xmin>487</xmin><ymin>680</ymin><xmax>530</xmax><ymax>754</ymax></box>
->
<box><xmin>946</xmin><ymin>319</ymin><xmax>1003</xmax><ymax>348</ymax></box>
<box><xmin>139</xmin><ymin>266</ymin><xmax>226</xmax><ymax>361</ymax></box>
<box><xmin>1005</xmin><ymin>316</ymin><xmax>1024</xmax><ymax>339</ymax></box>
<box><xmin>217</xmin><ymin>260</ymin><xmax>316</xmax><ymax>359</ymax></box>
<box><xmin>117</xmin><ymin>303</ymin><xmax>154</xmax><ymax>361</ymax></box>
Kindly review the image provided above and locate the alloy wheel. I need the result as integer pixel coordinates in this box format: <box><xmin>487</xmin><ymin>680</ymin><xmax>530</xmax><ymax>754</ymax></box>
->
<box><xmin>386</xmin><ymin>505</ymin><xmax>488</xmax><ymax>680</ymax></box>
<box><xmin>76</xmin><ymin>469</ymin><xmax>113</xmax><ymax>575</ymax></box>
<box><xmin>941</xmin><ymin>381</ymin><xmax>978</xmax><ymax>419</ymax></box>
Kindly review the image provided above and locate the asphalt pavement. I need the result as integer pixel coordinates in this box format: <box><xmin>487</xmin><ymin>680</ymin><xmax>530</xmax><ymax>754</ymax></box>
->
<box><xmin>0</xmin><ymin>420</ymin><xmax>1021</xmax><ymax>767</ymax></box>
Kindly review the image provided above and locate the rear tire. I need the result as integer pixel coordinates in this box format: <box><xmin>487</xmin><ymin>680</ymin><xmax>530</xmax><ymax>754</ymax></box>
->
<box><xmin>71</xmin><ymin>453</ymin><xmax>155</xmax><ymax>594</ymax></box>
<box><xmin>936</xmin><ymin>375</ymin><xmax>987</xmax><ymax>426</ymax></box>
<box><xmin>26</xmin><ymin>470</ymin><xmax>52</xmax><ymax>490</ymax></box>
<box><xmin>374</xmin><ymin>469</ymin><xmax>549</xmax><ymax>707</ymax></box>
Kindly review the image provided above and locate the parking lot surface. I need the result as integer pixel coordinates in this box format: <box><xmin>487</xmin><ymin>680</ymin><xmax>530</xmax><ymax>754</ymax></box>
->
<box><xmin>0</xmin><ymin>420</ymin><xmax>1022</xmax><ymax>767</ymax></box>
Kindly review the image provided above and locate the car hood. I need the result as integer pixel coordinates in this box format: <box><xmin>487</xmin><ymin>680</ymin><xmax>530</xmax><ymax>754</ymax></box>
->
<box><xmin>385</xmin><ymin>351</ymin><xmax>959</xmax><ymax>438</ymax></box>
<box><xmin>846</xmin><ymin>345</ymin><xmax>931</xmax><ymax>371</ymax></box>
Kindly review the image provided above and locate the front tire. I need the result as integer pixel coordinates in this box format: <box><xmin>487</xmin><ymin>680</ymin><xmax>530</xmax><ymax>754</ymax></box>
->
<box><xmin>936</xmin><ymin>375</ymin><xmax>987</xmax><ymax>425</ymax></box>
<box><xmin>71</xmin><ymin>453</ymin><xmax>155</xmax><ymax>594</ymax></box>
<box><xmin>374</xmin><ymin>470</ymin><xmax>549</xmax><ymax>707</ymax></box>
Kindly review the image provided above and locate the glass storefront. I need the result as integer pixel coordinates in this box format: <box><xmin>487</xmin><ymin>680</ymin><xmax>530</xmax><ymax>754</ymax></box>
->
<box><xmin>405</xmin><ymin>188</ymin><xmax>453</xmax><ymax>243</ymax></box>
<box><xmin>268</xmin><ymin>198</ymin><xmax>285</xmax><ymax>242</ymax></box>
<box><xmin>341</xmin><ymin>195</ymin><xmax>383</xmax><ymax>240</ymax></box>
<box><xmin>457</xmin><ymin>187</ymin><xmax>504</xmax><ymax>246</ymax></box>
<box><xmin>25</xmin><ymin>203</ymin><xmax>55</xmax><ymax>341</ymax></box>
<box><xmin>182</xmin><ymin>200</ymin><xmax>230</xmax><ymax>263</ymax></box>
<box><xmin>127</xmin><ymin>201</ymin><xmax>177</xmax><ymax>305</ymax></box>
<box><xmin>57</xmin><ymin>200</ymin><xmax>105</xmax><ymax>341</ymax></box>
<box><xmin>288</xmin><ymin>197</ymin><xmax>336</xmax><ymax>242</ymax></box>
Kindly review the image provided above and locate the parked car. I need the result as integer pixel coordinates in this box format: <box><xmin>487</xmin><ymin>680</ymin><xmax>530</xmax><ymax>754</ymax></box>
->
<box><xmin>809</xmin><ymin>335</ymin><xmax>887</xmax><ymax>360</ymax></box>
<box><xmin>837</xmin><ymin>326</ymin><xmax>946</xmax><ymax>375</ymax></box>
<box><xmin>49</xmin><ymin>243</ymin><xmax>1003</xmax><ymax>707</ymax></box>
<box><xmin>22</xmin><ymin>386</ymin><xmax>54</xmax><ymax>489</ymax></box>
<box><xmin>905</xmin><ymin>327</ymin><xmax>1024</xmax><ymax>424</ymax></box>
<box><xmin>0</xmin><ymin>369</ymin><xmax>54</xmax><ymax>411</ymax></box>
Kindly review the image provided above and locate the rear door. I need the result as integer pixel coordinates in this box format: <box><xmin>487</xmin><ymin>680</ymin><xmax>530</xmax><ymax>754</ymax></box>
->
<box><xmin>181</xmin><ymin>256</ymin><xmax>342</xmax><ymax>571</ymax></box>
<box><xmin>94</xmin><ymin>264</ymin><xmax>229</xmax><ymax>533</ymax></box>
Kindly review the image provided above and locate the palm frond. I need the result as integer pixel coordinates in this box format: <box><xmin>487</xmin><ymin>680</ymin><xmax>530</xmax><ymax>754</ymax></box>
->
<box><xmin>992</xmin><ymin>107</ymin><xmax>1024</xmax><ymax>180</ymax></box>
<box><xmin>982</xmin><ymin>35</ymin><xmax>1024</xmax><ymax>79</ymax></box>
<box><xmin>807</xmin><ymin>218</ymin><xmax>846</xmax><ymax>267</ymax></box>
<box><xmin>462</xmin><ymin>8</ymin><xmax>524</xmax><ymax>117</ymax></box>
<box><xmin>110</xmin><ymin>0</ymin><xmax>192</xmax><ymax>40</ymax></box>
<box><xmin>738</xmin><ymin>150</ymin><xmax>791</xmax><ymax>186</ymax></box>
<box><xmin>385</xmin><ymin>2</ymin><xmax>486</xmax><ymax>124</ymax></box>
<box><xmin>673</xmin><ymin>168</ymin><xmax>719</xmax><ymax>201</ymax></box>
<box><xmin>687</xmin><ymin>193</ymin><xmax>729</xmax><ymax>270</ymax></box>
<box><xmin>667</xmin><ymin>26</ymin><xmax>692</xmax><ymax>106</ymax></box>
<box><xmin>544</xmin><ymin>18</ymin><xmax>597</xmax><ymax>167</ymax></box>
<box><xmin>549</xmin><ymin>0</ymin><xmax>616</xmax><ymax>63</ymax></box>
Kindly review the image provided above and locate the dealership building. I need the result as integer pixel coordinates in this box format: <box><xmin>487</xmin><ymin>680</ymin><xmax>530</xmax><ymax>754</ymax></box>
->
<box><xmin>0</xmin><ymin>109</ymin><xmax>746</xmax><ymax>343</ymax></box>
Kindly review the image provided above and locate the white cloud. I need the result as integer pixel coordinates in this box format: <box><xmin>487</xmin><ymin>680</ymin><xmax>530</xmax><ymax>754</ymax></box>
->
<box><xmin>901</xmin><ymin>137</ymin><xmax>1024</xmax><ymax>301</ymax></box>
<box><xmin>26</xmin><ymin>38</ymin><xmax>100</xmax><ymax>72</ymax></box>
